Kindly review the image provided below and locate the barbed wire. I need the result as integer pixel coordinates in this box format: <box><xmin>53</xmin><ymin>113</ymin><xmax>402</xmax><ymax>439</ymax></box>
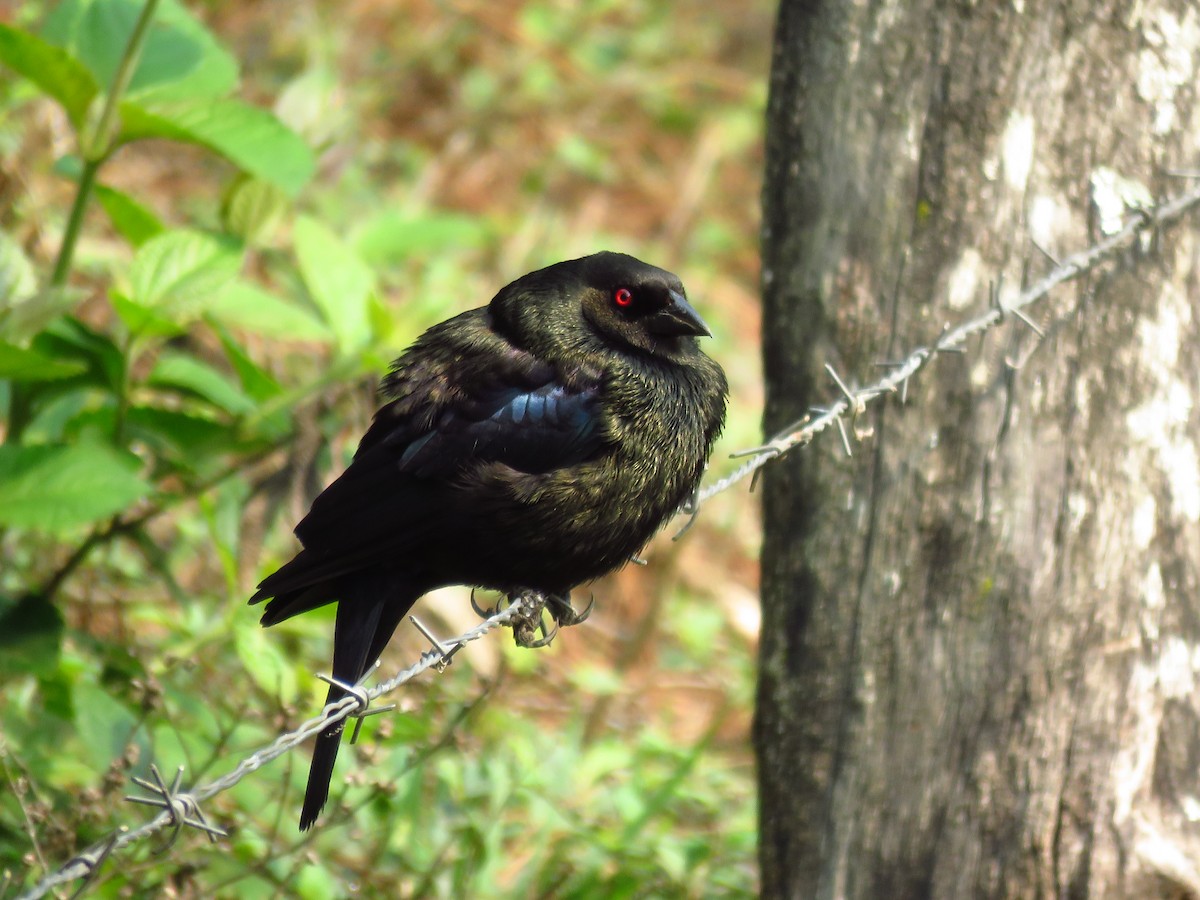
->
<box><xmin>694</xmin><ymin>181</ymin><xmax>1200</xmax><ymax>504</ymax></box>
<box><xmin>13</xmin><ymin>181</ymin><xmax>1200</xmax><ymax>900</ymax></box>
<box><xmin>13</xmin><ymin>602</ymin><xmax>526</xmax><ymax>900</ymax></box>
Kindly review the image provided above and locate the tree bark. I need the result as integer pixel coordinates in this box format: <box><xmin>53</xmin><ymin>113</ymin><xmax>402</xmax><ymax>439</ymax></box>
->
<box><xmin>756</xmin><ymin>1</ymin><xmax>1200</xmax><ymax>897</ymax></box>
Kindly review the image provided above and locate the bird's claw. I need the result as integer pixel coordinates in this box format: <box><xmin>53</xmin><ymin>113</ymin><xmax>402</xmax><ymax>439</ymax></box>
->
<box><xmin>506</xmin><ymin>589</ymin><xmax>593</xmax><ymax>648</ymax></box>
<box><xmin>517</xmin><ymin>620</ymin><xmax>560</xmax><ymax>649</ymax></box>
<box><xmin>546</xmin><ymin>591</ymin><xmax>595</xmax><ymax>627</ymax></box>
<box><xmin>506</xmin><ymin>589</ymin><xmax>549</xmax><ymax>648</ymax></box>
<box><xmin>469</xmin><ymin>588</ymin><xmax>497</xmax><ymax>620</ymax></box>
<box><xmin>671</xmin><ymin>488</ymin><xmax>702</xmax><ymax>540</ymax></box>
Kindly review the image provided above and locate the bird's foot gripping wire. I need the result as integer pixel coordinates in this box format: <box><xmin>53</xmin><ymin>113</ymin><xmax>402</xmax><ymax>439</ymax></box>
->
<box><xmin>493</xmin><ymin>589</ymin><xmax>595</xmax><ymax>649</ymax></box>
<box><xmin>545</xmin><ymin>591</ymin><xmax>594</xmax><ymax>628</ymax></box>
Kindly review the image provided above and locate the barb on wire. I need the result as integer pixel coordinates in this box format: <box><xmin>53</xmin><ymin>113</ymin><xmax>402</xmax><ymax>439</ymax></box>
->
<box><xmin>125</xmin><ymin>765</ymin><xmax>226</xmax><ymax>850</ymax></box>
<box><xmin>824</xmin><ymin>364</ymin><xmax>862</xmax><ymax>414</ymax></box>
<box><xmin>15</xmin><ymin>599</ymin><xmax>528</xmax><ymax>900</ymax></box>
<box><xmin>990</xmin><ymin>276</ymin><xmax>1047</xmax><ymax>338</ymax></box>
<box><xmin>687</xmin><ymin>181</ymin><xmax>1200</xmax><ymax>508</ymax></box>
<box><xmin>63</xmin><ymin>827</ymin><xmax>123</xmax><ymax>900</ymax></box>
<box><xmin>1030</xmin><ymin>238</ymin><xmax>1062</xmax><ymax>267</ymax></box>
<box><xmin>315</xmin><ymin>663</ymin><xmax>398</xmax><ymax>744</ymax></box>
<box><xmin>409</xmin><ymin>615</ymin><xmax>465</xmax><ymax>672</ymax></box>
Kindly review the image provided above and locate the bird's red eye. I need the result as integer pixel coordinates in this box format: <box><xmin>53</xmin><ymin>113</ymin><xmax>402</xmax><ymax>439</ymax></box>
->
<box><xmin>614</xmin><ymin>287</ymin><xmax>634</xmax><ymax>308</ymax></box>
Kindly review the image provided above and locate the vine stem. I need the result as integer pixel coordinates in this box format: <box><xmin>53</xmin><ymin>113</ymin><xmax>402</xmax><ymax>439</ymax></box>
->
<box><xmin>50</xmin><ymin>0</ymin><xmax>161</xmax><ymax>286</ymax></box>
<box><xmin>50</xmin><ymin>158</ymin><xmax>98</xmax><ymax>285</ymax></box>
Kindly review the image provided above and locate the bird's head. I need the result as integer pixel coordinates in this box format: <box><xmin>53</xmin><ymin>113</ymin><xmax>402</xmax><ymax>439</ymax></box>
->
<box><xmin>490</xmin><ymin>252</ymin><xmax>713</xmax><ymax>361</ymax></box>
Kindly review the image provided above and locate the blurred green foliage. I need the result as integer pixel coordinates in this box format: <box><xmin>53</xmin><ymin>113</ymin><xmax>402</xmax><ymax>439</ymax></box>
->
<box><xmin>0</xmin><ymin>0</ymin><xmax>766</xmax><ymax>896</ymax></box>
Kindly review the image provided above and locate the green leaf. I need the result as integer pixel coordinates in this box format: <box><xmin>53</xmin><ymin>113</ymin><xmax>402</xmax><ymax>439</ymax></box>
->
<box><xmin>125</xmin><ymin>405</ymin><xmax>230</xmax><ymax>458</ymax></box>
<box><xmin>20</xmin><ymin>388</ymin><xmax>110</xmax><ymax>444</ymax></box>
<box><xmin>110</xmin><ymin>289</ymin><xmax>184</xmax><ymax>337</ymax></box>
<box><xmin>42</xmin><ymin>0</ymin><xmax>238</xmax><ymax>104</ymax></box>
<box><xmin>206</xmin><ymin>280</ymin><xmax>331</xmax><ymax>342</ymax></box>
<box><xmin>274</xmin><ymin>66</ymin><xmax>346</xmax><ymax>147</ymax></box>
<box><xmin>200</xmin><ymin>476</ymin><xmax>248</xmax><ymax>589</ymax></box>
<box><xmin>0</xmin><ymin>228</ymin><xmax>37</xmax><ymax>306</ymax></box>
<box><xmin>0</xmin><ymin>23</ymin><xmax>99</xmax><ymax>126</ymax></box>
<box><xmin>143</xmin><ymin>5</ymin><xmax>239</xmax><ymax>102</ymax></box>
<box><xmin>0</xmin><ymin>442</ymin><xmax>150</xmax><ymax>534</ymax></box>
<box><xmin>234</xmin><ymin>626</ymin><xmax>297</xmax><ymax>704</ymax></box>
<box><xmin>119</xmin><ymin>100</ymin><xmax>315</xmax><ymax>197</ymax></box>
<box><xmin>355</xmin><ymin>210</ymin><xmax>490</xmax><ymax>266</ymax></box>
<box><xmin>95</xmin><ymin>185</ymin><xmax>164</xmax><ymax>246</ymax></box>
<box><xmin>72</xmin><ymin>682</ymin><xmax>140</xmax><ymax>772</ymax></box>
<box><xmin>0</xmin><ymin>288</ymin><xmax>81</xmax><ymax>343</ymax></box>
<box><xmin>78</xmin><ymin>0</ymin><xmax>201</xmax><ymax>93</ymax></box>
<box><xmin>0</xmin><ymin>594</ymin><xmax>65</xmax><ymax>679</ymax></box>
<box><xmin>294</xmin><ymin>216</ymin><xmax>374</xmax><ymax>353</ymax></box>
<box><xmin>386</xmin><ymin>714</ymin><xmax>434</xmax><ymax>744</ymax></box>
<box><xmin>214</xmin><ymin>326</ymin><xmax>283</xmax><ymax>402</ymax></box>
<box><xmin>221</xmin><ymin>176</ymin><xmax>289</xmax><ymax>246</ymax></box>
<box><xmin>0</xmin><ymin>231</ymin><xmax>83</xmax><ymax>342</ymax></box>
<box><xmin>148</xmin><ymin>351</ymin><xmax>255</xmax><ymax>416</ymax></box>
<box><xmin>0</xmin><ymin>342</ymin><xmax>87</xmax><ymax>380</ymax></box>
<box><xmin>128</xmin><ymin>229</ymin><xmax>243</xmax><ymax>315</ymax></box>
<box><xmin>295</xmin><ymin>863</ymin><xmax>340</xmax><ymax>900</ymax></box>
<box><xmin>212</xmin><ymin>327</ymin><xmax>289</xmax><ymax>441</ymax></box>
<box><xmin>32</xmin><ymin>316</ymin><xmax>125</xmax><ymax>391</ymax></box>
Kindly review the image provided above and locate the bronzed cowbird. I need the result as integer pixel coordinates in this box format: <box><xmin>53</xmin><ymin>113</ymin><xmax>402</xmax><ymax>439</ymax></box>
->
<box><xmin>251</xmin><ymin>251</ymin><xmax>727</xmax><ymax>830</ymax></box>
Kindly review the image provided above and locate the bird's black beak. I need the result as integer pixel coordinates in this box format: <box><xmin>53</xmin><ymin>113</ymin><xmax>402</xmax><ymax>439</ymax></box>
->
<box><xmin>645</xmin><ymin>290</ymin><xmax>712</xmax><ymax>338</ymax></box>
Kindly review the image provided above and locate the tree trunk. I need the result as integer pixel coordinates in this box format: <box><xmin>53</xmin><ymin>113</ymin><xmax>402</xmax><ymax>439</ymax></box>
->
<box><xmin>756</xmin><ymin>1</ymin><xmax>1200</xmax><ymax>898</ymax></box>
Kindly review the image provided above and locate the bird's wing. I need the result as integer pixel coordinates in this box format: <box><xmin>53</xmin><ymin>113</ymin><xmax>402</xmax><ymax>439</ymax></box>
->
<box><xmin>270</xmin><ymin>337</ymin><xmax>605</xmax><ymax>580</ymax></box>
<box><xmin>380</xmin><ymin>376</ymin><xmax>602</xmax><ymax>478</ymax></box>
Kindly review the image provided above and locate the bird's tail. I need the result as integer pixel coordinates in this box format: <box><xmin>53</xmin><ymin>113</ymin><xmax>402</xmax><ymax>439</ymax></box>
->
<box><xmin>294</xmin><ymin>574</ymin><xmax>419</xmax><ymax>831</ymax></box>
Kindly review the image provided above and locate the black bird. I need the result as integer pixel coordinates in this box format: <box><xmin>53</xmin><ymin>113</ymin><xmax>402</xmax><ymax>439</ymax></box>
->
<box><xmin>251</xmin><ymin>251</ymin><xmax>727</xmax><ymax>830</ymax></box>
